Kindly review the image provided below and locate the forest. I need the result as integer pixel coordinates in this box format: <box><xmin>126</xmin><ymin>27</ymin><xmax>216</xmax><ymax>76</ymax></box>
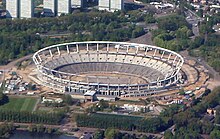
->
<box><xmin>0</xmin><ymin>10</ymin><xmax>151</xmax><ymax>65</ymax></box>
<box><xmin>152</xmin><ymin>14</ymin><xmax>193</xmax><ymax>51</ymax></box>
<box><xmin>189</xmin><ymin>13</ymin><xmax>220</xmax><ymax>73</ymax></box>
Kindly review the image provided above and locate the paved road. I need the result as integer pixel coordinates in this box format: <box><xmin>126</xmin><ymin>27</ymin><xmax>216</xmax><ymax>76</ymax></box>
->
<box><xmin>184</xmin><ymin>9</ymin><xmax>201</xmax><ymax>38</ymax></box>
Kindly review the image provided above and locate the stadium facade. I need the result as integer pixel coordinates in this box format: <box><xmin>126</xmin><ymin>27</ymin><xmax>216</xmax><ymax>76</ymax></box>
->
<box><xmin>33</xmin><ymin>41</ymin><xmax>184</xmax><ymax>98</ymax></box>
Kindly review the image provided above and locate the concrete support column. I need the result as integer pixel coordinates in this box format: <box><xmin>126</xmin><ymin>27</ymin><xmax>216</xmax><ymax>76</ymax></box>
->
<box><xmin>167</xmin><ymin>53</ymin><xmax>172</xmax><ymax>62</ymax></box>
<box><xmin>173</xmin><ymin>56</ymin><xmax>177</xmax><ymax>64</ymax></box>
<box><xmin>161</xmin><ymin>51</ymin><xmax>165</xmax><ymax>59</ymax></box>
<box><xmin>108</xmin><ymin>84</ymin><xmax>110</xmax><ymax>95</ymax></box>
<box><xmin>135</xmin><ymin>46</ymin><xmax>138</xmax><ymax>54</ymax></box>
<box><xmin>33</xmin><ymin>57</ymin><xmax>39</xmax><ymax>65</ymax></box>
<box><xmin>97</xmin><ymin>43</ymin><xmax>99</xmax><ymax>52</ymax></box>
<box><xmin>66</xmin><ymin>45</ymin><xmax>69</xmax><ymax>54</ymax></box>
<box><xmin>107</xmin><ymin>43</ymin><xmax>109</xmax><ymax>53</ymax></box>
<box><xmin>177</xmin><ymin>59</ymin><xmax>181</xmax><ymax>67</ymax></box>
<box><xmin>86</xmin><ymin>43</ymin><xmax>89</xmax><ymax>52</ymax></box>
<box><xmin>37</xmin><ymin>54</ymin><xmax>42</xmax><ymax>63</ymax></box>
<box><xmin>153</xmin><ymin>49</ymin><xmax>157</xmax><ymax>57</ymax></box>
<box><xmin>174</xmin><ymin>76</ymin><xmax>177</xmax><ymax>82</ymax></box>
<box><xmin>117</xmin><ymin>45</ymin><xmax>119</xmax><ymax>53</ymax></box>
<box><xmin>76</xmin><ymin>44</ymin><xmax>79</xmax><ymax>52</ymax></box>
<box><xmin>49</xmin><ymin>49</ymin><xmax>53</xmax><ymax>58</ymax></box>
<box><xmin>68</xmin><ymin>78</ymin><xmax>71</xmax><ymax>92</ymax></box>
<box><xmin>145</xmin><ymin>47</ymin><xmax>149</xmax><ymax>56</ymax></box>
<box><xmin>157</xmin><ymin>77</ymin><xmax>160</xmax><ymax>82</ymax></box>
<box><xmin>57</xmin><ymin>47</ymin><xmax>60</xmax><ymax>55</ymax></box>
<box><xmin>126</xmin><ymin>45</ymin><xmax>129</xmax><ymax>53</ymax></box>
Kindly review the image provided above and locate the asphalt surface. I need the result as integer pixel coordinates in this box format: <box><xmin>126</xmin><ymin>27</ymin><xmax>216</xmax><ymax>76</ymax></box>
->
<box><xmin>185</xmin><ymin>8</ymin><xmax>202</xmax><ymax>38</ymax></box>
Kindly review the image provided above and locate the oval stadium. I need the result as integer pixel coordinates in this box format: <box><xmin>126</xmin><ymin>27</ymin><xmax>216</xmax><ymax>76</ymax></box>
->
<box><xmin>33</xmin><ymin>41</ymin><xmax>184</xmax><ymax>99</ymax></box>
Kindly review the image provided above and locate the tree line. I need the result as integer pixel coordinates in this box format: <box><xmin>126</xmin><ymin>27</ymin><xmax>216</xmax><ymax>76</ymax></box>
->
<box><xmin>94</xmin><ymin>128</ymin><xmax>154</xmax><ymax>139</ymax></box>
<box><xmin>0</xmin><ymin>10</ymin><xmax>152</xmax><ymax>65</ymax></box>
<box><xmin>0</xmin><ymin>109</ymin><xmax>65</xmax><ymax>125</ymax></box>
<box><xmin>75</xmin><ymin>113</ymin><xmax>169</xmax><ymax>133</ymax></box>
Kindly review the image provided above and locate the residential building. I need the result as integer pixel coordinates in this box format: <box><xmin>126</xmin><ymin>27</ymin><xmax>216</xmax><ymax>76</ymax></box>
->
<box><xmin>6</xmin><ymin>0</ymin><xmax>19</xmax><ymax>18</ymax></box>
<box><xmin>110</xmin><ymin>0</ymin><xmax>124</xmax><ymax>11</ymax></box>
<box><xmin>43</xmin><ymin>0</ymin><xmax>57</xmax><ymax>16</ymax></box>
<box><xmin>20</xmin><ymin>0</ymin><xmax>34</xmax><ymax>18</ymax></box>
<box><xmin>98</xmin><ymin>0</ymin><xmax>110</xmax><ymax>11</ymax></box>
<box><xmin>57</xmin><ymin>0</ymin><xmax>71</xmax><ymax>16</ymax></box>
<box><xmin>71</xmin><ymin>0</ymin><xmax>83</xmax><ymax>8</ymax></box>
<box><xmin>98</xmin><ymin>0</ymin><xmax>124</xmax><ymax>12</ymax></box>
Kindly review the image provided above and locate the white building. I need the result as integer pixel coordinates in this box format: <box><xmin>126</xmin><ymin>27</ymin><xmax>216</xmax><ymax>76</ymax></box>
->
<box><xmin>98</xmin><ymin>0</ymin><xmax>124</xmax><ymax>12</ymax></box>
<box><xmin>44</xmin><ymin>0</ymin><xmax>57</xmax><ymax>16</ymax></box>
<box><xmin>98</xmin><ymin>0</ymin><xmax>110</xmax><ymax>11</ymax></box>
<box><xmin>20</xmin><ymin>0</ymin><xmax>34</xmax><ymax>18</ymax></box>
<box><xmin>123</xmin><ymin>104</ymin><xmax>149</xmax><ymax>112</ymax></box>
<box><xmin>71</xmin><ymin>0</ymin><xmax>83</xmax><ymax>8</ymax></box>
<box><xmin>6</xmin><ymin>0</ymin><xmax>19</xmax><ymax>18</ymax></box>
<box><xmin>57</xmin><ymin>0</ymin><xmax>71</xmax><ymax>16</ymax></box>
<box><xmin>110</xmin><ymin>0</ymin><xmax>124</xmax><ymax>12</ymax></box>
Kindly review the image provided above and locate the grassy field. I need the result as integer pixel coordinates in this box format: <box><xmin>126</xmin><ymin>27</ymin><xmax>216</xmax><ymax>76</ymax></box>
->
<box><xmin>0</xmin><ymin>97</ymin><xmax>38</xmax><ymax>112</ymax></box>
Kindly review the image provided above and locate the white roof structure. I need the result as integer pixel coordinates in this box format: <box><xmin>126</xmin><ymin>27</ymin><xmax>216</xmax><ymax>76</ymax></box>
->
<box><xmin>84</xmin><ymin>91</ymin><xmax>96</xmax><ymax>96</ymax></box>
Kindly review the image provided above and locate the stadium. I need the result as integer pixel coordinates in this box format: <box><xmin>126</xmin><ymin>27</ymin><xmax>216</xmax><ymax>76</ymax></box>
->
<box><xmin>33</xmin><ymin>41</ymin><xmax>184</xmax><ymax>98</ymax></box>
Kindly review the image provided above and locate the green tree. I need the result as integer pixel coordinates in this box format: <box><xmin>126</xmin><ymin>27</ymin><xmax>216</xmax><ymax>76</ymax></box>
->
<box><xmin>210</xmin><ymin>129</ymin><xmax>220</xmax><ymax>139</ymax></box>
<box><xmin>94</xmin><ymin>130</ymin><xmax>104</xmax><ymax>139</ymax></box>
<box><xmin>105</xmin><ymin>128</ymin><xmax>121</xmax><ymax>139</ymax></box>
<box><xmin>164</xmin><ymin>130</ymin><xmax>173</xmax><ymax>139</ymax></box>
<box><xmin>63</xmin><ymin>94</ymin><xmax>73</xmax><ymax>105</ymax></box>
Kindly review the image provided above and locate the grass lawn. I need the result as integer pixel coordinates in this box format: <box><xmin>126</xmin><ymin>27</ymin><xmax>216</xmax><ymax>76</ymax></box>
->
<box><xmin>0</xmin><ymin>97</ymin><xmax>38</xmax><ymax>112</ymax></box>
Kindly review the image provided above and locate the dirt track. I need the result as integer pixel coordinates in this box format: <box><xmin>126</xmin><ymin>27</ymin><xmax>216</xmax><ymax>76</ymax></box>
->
<box><xmin>0</xmin><ymin>54</ymin><xmax>33</xmax><ymax>70</ymax></box>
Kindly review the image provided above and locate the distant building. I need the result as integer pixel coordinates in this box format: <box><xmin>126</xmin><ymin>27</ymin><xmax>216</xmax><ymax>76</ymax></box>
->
<box><xmin>57</xmin><ymin>0</ymin><xmax>71</xmax><ymax>16</ymax></box>
<box><xmin>110</xmin><ymin>0</ymin><xmax>124</xmax><ymax>11</ymax></box>
<box><xmin>6</xmin><ymin>0</ymin><xmax>19</xmax><ymax>18</ymax></box>
<box><xmin>71</xmin><ymin>0</ymin><xmax>83</xmax><ymax>8</ymax></box>
<box><xmin>43</xmin><ymin>0</ymin><xmax>57</xmax><ymax>16</ymax></box>
<box><xmin>122</xmin><ymin>104</ymin><xmax>149</xmax><ymax>112</ymax></box>
<box><xmin>99</xmin><ymin>0</ymin><xmax>124</xmax><ymax>12</ymax></box>
<box><xmin>20</xmin><ymin>0</ymin><xmax>34</xmax><ymax>18</ymax></box>
<box><xmin>98</xmin><ymin>0</ymin><xmax>110</xmax><ymax>11</ymax></box>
